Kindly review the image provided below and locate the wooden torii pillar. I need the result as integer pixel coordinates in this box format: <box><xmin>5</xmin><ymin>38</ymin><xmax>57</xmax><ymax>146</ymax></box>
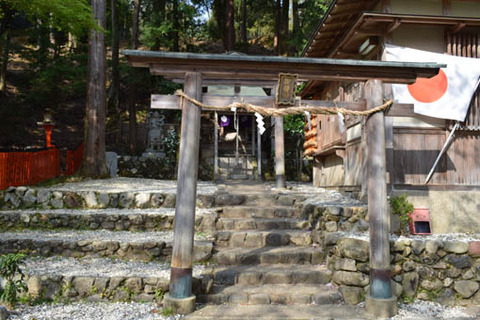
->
<box><xmin>163</xmin><ymin>72</ymin><xmax>202</xmax><ymax>314</ymax></box>
<box><xmin>364</xmin><ymin>79</ymin><xmax>397</xmax><ymax>318</ymax></box>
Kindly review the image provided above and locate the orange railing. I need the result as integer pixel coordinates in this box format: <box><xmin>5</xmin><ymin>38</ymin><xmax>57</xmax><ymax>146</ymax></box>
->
<box><xmin>65</xmin><ymin>142</ymin><xmax>84</xmax><ymax>176</ymax></box>
<box><xmin>0</xmin><ymin>148</ymin><xmax>61</xmax><ymax>190</ymax></box>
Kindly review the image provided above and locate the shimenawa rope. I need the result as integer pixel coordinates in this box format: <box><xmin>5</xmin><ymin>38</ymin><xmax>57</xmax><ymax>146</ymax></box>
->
<box><xmin>175</xmin><ymin>89</ymin><xmax>393</xmax><ymax>117</ymax></box>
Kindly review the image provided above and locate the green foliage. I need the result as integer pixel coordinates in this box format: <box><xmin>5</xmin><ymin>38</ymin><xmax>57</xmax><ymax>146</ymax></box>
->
<box><xmin>389</xmin><ymin>195</ymin><xmax>414</xmax><ymax>234</ymax></box>
<box><xmin>0</xmin><ymin>253</ymin><xmax>27</xmax><ymax>309</ymax></box>
<box><xmin>162</xmin><ymin>306</ymin><xmax>175</xmax><ymax>316</ymax></box>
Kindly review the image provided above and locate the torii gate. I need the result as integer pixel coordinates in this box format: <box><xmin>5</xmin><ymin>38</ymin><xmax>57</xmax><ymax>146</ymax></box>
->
<box><xmin>124</xmin><ymin>50</ymin><xmax>442</xmax><ymax>318</ymax></box>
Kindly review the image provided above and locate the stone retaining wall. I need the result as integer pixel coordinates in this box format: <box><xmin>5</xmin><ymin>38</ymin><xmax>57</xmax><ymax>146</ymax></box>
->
<box><xmin>0</xmin><ymin>239</ymin><xmax>213</xmax><ymax>262</ymax></box>
<box><xmin>24</xmin><ymin>274</ymin><xmax>205</xmax><ymax>303</ymax></box>
<box><xmin>325</xmin><ymin>234</ymin><xmax>480</xmax><ymax>306</ymax></box>
<box><xmin>0</xmin><ymin>211</ymin><xmax>180</xmax><ymax>231</ymax></box>
<box><xmin>301</xmin><ymin>204</ymin><xmax>369</xmax><ymax>243</ymax></box>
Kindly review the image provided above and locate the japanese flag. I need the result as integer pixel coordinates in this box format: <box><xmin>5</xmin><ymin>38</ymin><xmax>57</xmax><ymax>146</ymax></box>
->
<box><xmin>385</xmin><ymin>44</ymin><xmax>480</xmax><ymax>121</ymax></box>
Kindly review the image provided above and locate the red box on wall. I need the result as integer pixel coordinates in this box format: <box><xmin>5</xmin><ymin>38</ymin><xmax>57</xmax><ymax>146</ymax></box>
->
<box><xmin>409</xmin><ymin>208</ymin><xmax>432</xmax><ymax>235</ymax></box>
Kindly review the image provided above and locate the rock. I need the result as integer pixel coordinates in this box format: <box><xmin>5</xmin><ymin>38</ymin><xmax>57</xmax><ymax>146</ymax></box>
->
<box><xmin>277</xmin><ymin>195</ymin><xmax>295</xmax><ymax>206</ymax></box>
<box><xmin>420</xmin><ymin>279</ymin><xmax>443</xmax><ymax>291</ymax></box>
<box><xmin>453</xmin><ymin>280</ymin><xmax>479</xmax><ymax>298</ymax></box>
<box><xmin>443</xmin><ymin>278</ymin><xmax>454</xmax><ymax>287</ymax></box>
<box><xmin>332</xmin><ymin>271</ymin><xmax>369</xmax><ymax>287</ymax></box>
<box><xmin>125</xmin><ymin>277</ymin><xmax>143</xmax><ymax>293</ymax></box>
<box><xmin>229</xmin><ymin>293</ymin><xmax>248</xmax><ymax>304</ymax></box>
<box><xmin>446</xmin><ymin>268</ymin><xmax>462</xmax><ymax>279</ymax></box>
<box><xmin>402</xmin><ymin>272</ymin><xmax>419</xmax><ymax>297</ymax></box>
<box><xmin>0</xmin><ymin>306</ymin><xmax>9</xmax><ymax>320</ymax></box>
<box><xmin>325</xmin><ymin>221</ymin><xmax>338</xmax><ymax>232</ymax></box>
<box><xmin>72</xmin><ymin>277</ymin><xmax>95</xmax><ymax>297</ymax></box>
<box><xmin>27</xmin><ymin>276</ymin><xmax>43</xmax><ymax>298</ymax></box>
<box><xmin>83</xmin><ymin>192</ymin><xmax>98</xmax><ymax>208</ymax></box>
<box><xmin>163</xmin><ymin>194</ymin><xmax>176</xmax><ymax>207</ymax></box>
<box><xmin>64</xmin><ymin>192</ymin><xmax>82</xmax><ymax>208</ymax></box>
<box><xmin>4</xmin><ymin>193</ymin><xmax>20</xmax><ymax>208</ymax></box>
<box><xmin>15</xmin><ymin>186</ymin><xmax>28</xmax><ymax>196</ymax></box>
<box><xmin>97</xmin><ymin>193</ymin><xmax>110</xmax><ymax>208</ymax></box>
<box><xmin>23</xmin><ymin>189</ymin><xmax>37</xmax><ymax>207</ymax></box>
<box><xmin>425</xmin><ymin>240</ymin><xmax>442</xmax><ymax>254</ymax></box>
<box><xmin>37</xmin><ymin>190</ymin><xmax>51</xmax><ymax>203</ymax></box>
<box><xmin>338</xmin><ymin>238</ymin><xmax>369</xmax><ymax>262</ymax></box>
<box><xmin>339</xmin><ymin>286</ymin><xmax>364</xmax><ymax>305</ymax></box>
<box><xmin>106</xmin><ymin>152</ymin><xmax>118</xmax><ymax>177</ymax></box>
<box><xmin>468</xmin><ymin>241</ymin><xmax>480</xmax><ymax>257</ymax></box>
<box><xmin>463</xmin><ymin>269</ymin><xmax>475</xmax><ymax>280</ymax></box>
<box><xmin>289</xmin><ymin>232</ymin><xmax>311</xmax><ymax>246</ymax></box>
<box><xmin>150</xmin><ymin>193</ymin><xmax>165</xmax><ymax>207</ymax></box>
<box><xmin>351</xmin><ymin>220</ymin><xmax>369</xmax><ymax>233</ymax></box>
<box><xmin>444</xmin><ymin>241</ymin><xmax>469</xmax><ymax>254</ymax></box>
<box><xmin>135</xmin><ymin>193</ymin><xmax>150</xmax><ymax>208</ymax></box>
<box><xmin>403</xmin><ymin>260</ymin><xmax>416</xmax><ymax>272</ymax></box>
<box><xmin>51</xmin><ymin>192</ymin><xmax>64</xmax><ymax>209</ymax></box>
<box><xmin>334</xmin><ymin>258</ymin><xmax>357</xmax><ymax>271</ymax></box>
<box><xmin>392</xmin><ymin>280</ymin><xmax>403</xmax><ymax>297</ymax></box>
<box><xmin>119</xmin><ymin>192</ymin><xmax>135</xmax><ymax>208</ymax></box>
<box><xmin>417</xmin><ymin>266</ymin><xmax>435</xmax><ymax>279</ymax></box>
<box><xmin>249</xmin><ymin>293</ymin><xmax>270</xmax><ymax>304</ymax></box>
<box><xmin>411</xmin><ymin>240</ymin><xmax>426</xmax><ymax>255</ymax></box>
<box><xmin>445</xmin><ymin>255</ymin><xmax>472</xmax><ymax>269</ymax></box>
<box><xmin>324</xmin><ymin>232</ymin><xmax>343</xmax><ymax>246</ymax></box>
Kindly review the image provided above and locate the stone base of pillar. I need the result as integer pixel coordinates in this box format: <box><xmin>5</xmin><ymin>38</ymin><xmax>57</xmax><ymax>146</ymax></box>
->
<box><xmin>163</xmin><ymin>293</ymin><xmax>196</xmax><ymax>315</ymax></box>
<box><xmin>275</xmin><ymin>174</ymin><xmax>286</xmax><ymax>189</ymax></box>
<box><xmin>365</xmin><ymin>294</ymin><xmax>397</xmax><ymax>318</ymax></box>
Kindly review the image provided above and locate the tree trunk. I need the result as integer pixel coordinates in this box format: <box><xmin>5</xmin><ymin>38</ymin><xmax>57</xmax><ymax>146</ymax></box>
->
<box><xmin>0</xmin><ymin>30</ymin><xmax>10</xmax><ymax>94</ymax></box>
<box><xmin>108</xmin><ymin>0</ymin><xmax>120</xmax><ymax>112</ymax></box>
<box><xmin>225</xmin><ymin>0</ymin><xmax>235</xmax><ymax>52</ymax></box>
<box><xmin>274</xmin><ymin>0</ymin><xmax>281</xmax><ymax>55</ymax></box>
<box><xmin>173</xmin><ymin>0</ymin><xmax>180</xmax><ymax>51</ymax></box>
<box><xmin>281</xmin><ymin>0</ymin><xmax>289</xmax><ymax>54</ymax></box>
<box><xmin>80</xmin><ymin>0</ymin><xmax>108</xmax><ymax>178</ymax></box>
<box><xmin>241</xmin><ymin>0</ymin><xmax>247</xmax><ymax>44</ymax></box>
<box><xmin>132</xmin><ymin>0</ymin><xmax>140</xmax><ymax>50</ymax></box>
<box><xmin>128</xmin><ymin>0</ymin><xmax>140</xmax><ymax>154</ymax></box>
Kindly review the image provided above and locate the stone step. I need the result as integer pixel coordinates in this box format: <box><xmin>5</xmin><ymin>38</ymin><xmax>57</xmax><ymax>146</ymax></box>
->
<box><xmin>216</xmin><ymin>218</ymin><xmax>309</xmax><ymax>231</ymax></box>
<box><xmin>185</xmin><ymin>304</ymin><xmax>367</xmax><ymax>320</ymax></box>
<box><xmin>20</xmin><ymin>256</ymin><xmax>207</xmax><ymax>303</ymax></box>
<box><xmin>215</xmin><ymin>230</ymin><xmax>312</xmax><ymax>248</ymax></box>
<box><xmin>0</xmin><ymin>208</ymin><xmax>212</xmax><ymax>232</ymax></box>
<box><xmin>205</xmin><ymin>265</ymin><xmax>331</xmax><ymax>286</ymax></box>
<box><xmin>0</xmin><ymin>230</ymin><xmax>213</xmax><ymax>262</ymax></box>
<box><xmin>219</xmin><ymin>206</ymin><xmax>299</xmax><ymax>219</ymax></box>
<box><xmin>214</xmin><ymin>246</ymin><xmax>324</xmax><ymax>265</ymax></box>
<box><xmin>198</xmin><ymin>284</ymin><xmax>342</xmax><ymax>305</ymax></box>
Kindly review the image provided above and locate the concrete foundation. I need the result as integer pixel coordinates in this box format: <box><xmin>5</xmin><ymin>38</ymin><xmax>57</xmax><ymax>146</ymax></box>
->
<box><xmin>163</xmin><ymin>293</ymin><xmax>196</xmax><ymax>315</ymax></box>
<box><xmin>365</xmin><ymin>294</ymin><xmax>397</xmax><ymax>319</ymax></box>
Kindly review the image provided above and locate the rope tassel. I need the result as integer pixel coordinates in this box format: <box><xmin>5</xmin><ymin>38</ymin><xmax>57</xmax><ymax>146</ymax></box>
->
<box><xmin>175</xmin><ymin>89</ymin><xmax>393</xmax><ymax>117</ymax></box>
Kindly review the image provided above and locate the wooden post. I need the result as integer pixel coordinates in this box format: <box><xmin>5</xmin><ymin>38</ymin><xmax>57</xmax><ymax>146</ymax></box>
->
<box><xmin>164</xmin><ymin>72</ymin><xmax>202</xmax><ymax>314</ymax></box>
<box><xmin>214</xmin><ymin>112</ymin><xmax>219</xmax><ymax>180</ymax></box>
<box><xmin>364</xmin><ymin>79</ymin><xmax>397</xmax><ymax>318</ymax></box>
<box><xmin>274</xmin><ymin>115</ymin><xmax>286</xmax><ymax>188</ymax></box>
<box><xmin>257</xmin><ymin>127</ymin><xmax>262</xmax><ymax>179</ymax></box>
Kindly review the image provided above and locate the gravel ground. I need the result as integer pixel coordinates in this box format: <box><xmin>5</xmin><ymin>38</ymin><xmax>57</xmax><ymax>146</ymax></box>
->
<box><xmin>41</xmin><ymin>178</ymin><xmax>218</xmax><ymax>195</ymax></box>
<box><xmin>6</xmin><ymin>301</ymin><xmax>479</xmax><ymax>320</ymax></box>
<box><xmin>23</xmin><ymin>256</ymin><xmax>207</xmax><ymax>278</ymax></box>
<box><xmin>1</xmin><ymin>230</ymin><xmax>210</xmax><ymax>243</ymax></box>
<box><xmin>8</xmin><ymin>302</ymin><xmax>183</xmax><ymax>320</ymax></box>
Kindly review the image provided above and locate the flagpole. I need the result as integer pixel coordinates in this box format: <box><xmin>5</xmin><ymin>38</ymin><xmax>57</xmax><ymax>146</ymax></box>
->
<box><xmin>424</xmin><ymin>121</ymin><xmax>459</xmax><ymax>184</ymax></box>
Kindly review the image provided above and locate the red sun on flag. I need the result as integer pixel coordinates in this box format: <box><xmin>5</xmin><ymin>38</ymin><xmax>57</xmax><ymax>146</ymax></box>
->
<box><xmin>407</xmin><ymin>69</ymin><xmax>448</xmax><ymax>103</ymax></box>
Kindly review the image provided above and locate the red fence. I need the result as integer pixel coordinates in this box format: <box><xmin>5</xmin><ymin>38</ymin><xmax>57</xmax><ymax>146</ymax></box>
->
<box><xmin>0</xmin><ymin>148</ymin><xmax>61</xmax><ymax>190</ymax></box>
<box><xmin>66</xmin><ymin>143</ymin><xmax>84</xmax><ymax>176</ymax></box>
<box><xmin>0</xmin><ymin>143</ymin><xmax>84</xmax><ymax>190</ymax></box>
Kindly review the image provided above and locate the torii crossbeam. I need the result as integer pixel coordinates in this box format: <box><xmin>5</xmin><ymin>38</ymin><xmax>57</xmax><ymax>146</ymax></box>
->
<box><xmin>123</xmin><ymin>49</ymin><xmax>443</xmax><ymax>318</ymax></box>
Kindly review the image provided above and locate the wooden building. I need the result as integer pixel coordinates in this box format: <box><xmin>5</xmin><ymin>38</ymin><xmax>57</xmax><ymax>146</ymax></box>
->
<box><xmin>302</xmin><ymin>0</ymin><xmax>480</xmax><ymax>233</ymax></box>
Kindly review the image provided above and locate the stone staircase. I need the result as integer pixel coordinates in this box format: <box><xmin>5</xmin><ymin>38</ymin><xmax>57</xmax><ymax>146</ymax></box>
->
<box><xmin>0</xmin><ymin>179</ymin><xmax>365</xmax><ymax>310</ymax></box>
